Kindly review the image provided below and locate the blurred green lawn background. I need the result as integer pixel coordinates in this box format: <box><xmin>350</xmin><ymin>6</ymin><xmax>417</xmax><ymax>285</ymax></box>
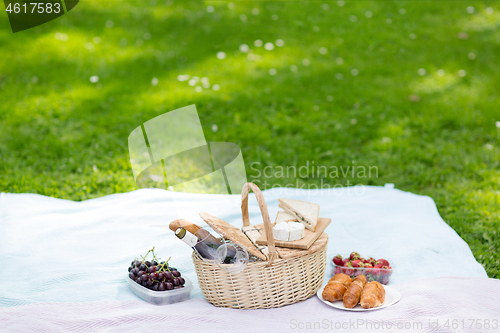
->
<box><xmin>0</xmin><ymin>0</ymin><xmax>499</xmax><ymax>277</ymax></box>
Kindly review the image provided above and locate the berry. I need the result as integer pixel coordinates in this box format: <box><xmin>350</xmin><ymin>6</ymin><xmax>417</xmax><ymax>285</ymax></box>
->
<box><xmin>349</xmin><ymin>252</ymin><xmax>360</xmax><ymax>260</ymax></box>
<box><xmin>364</xmin><ymin>263</ymin><xmax>373</xmax><ymax>269</ymax></box>
<box><xmin>158</xmin><ymin>283</ymin><xmax>166</xmax><ymax>291</ymax></box>
<box><xmin>148</xmin><ymin>266</ymin><xmax>156</xmax><ymax>273</ymax></box>
<box><xmin>158</xmin><ymin>272</ymin><xmax>164</xmax><ymax>281</ymax></box>
<box><xmin>178</xmin><ymin>277</ymin><xmax>185</xmax><ymax>285</ymax></box>
<box><xmin>368</xmin><ymin>257</ymin><xmax>377</xmax><ymax>266</ymax></box>
<box><xmin>381</xmin><ymin>276</ymin><xmax>389</xmax><ymax>285</ymax></box>
<box><xmin>164</xmin><ymin>272</ymin><xmax>173</xmax><ymax>280</ymax></box>
<box><xmin>129</xmin><ymin>272</ymin><xmax>136</xmax><ymax>280</ymax></box>
<box><xmin>138</xmin><ymin>270</ymin><xmax>145</xmax><ymax>277</ymax></box>
<box><xmin>150</xmin><ymin>272</ymin><xmax>159</xmax><ymax>280</ymax></box>
<box><xmin>351</xmin><ymin>260</ymin><xmax>363</xmax><ymax>268</ymax></box>
<box><xmin>377</xmin><ymin>259</ymin><xmax>390</xmax><ymax>267</ymax></box>
<box><xmin>140</xmin><ymin>274</ymin><xmax>149</xmax><ymax>282</ymax></box>
<box><xmin>341</xmin><ymin>258</ymin><xmax>350</xmax><ymax>266</ymax></box>
<box><xmin>333</xmin><ymin>255</ymin><xmax>343</xmax><ymax>266</ymax></box>
<box><xmin>145</xmin><ymin>261</ymin><xmax>151</xmax><ymax>267</ymax></box>
<box><xmin>139</xmin><ymin>264</ymin><xmax>147</xmax><ymax>271</ymax></box>
<box><xmin>128</xmin><ymin>266</ymin><xmax>132</xmax><ymax>272</ymax></box>
<box><xmin>165</xmin><ymin>282</ymin><xmax>174</xmax><ymax>290</ymax></box>
<box><xmin>172</xmin><ymin>270</ymin><xmax>181</xmax><ymax>278</ymax></box>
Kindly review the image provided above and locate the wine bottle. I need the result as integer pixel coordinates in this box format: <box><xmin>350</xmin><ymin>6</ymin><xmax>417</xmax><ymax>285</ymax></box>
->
<box><xmin>175</xmin><ymin>227</ymin><xmax>236</xmax><ymax>261</ymax></box>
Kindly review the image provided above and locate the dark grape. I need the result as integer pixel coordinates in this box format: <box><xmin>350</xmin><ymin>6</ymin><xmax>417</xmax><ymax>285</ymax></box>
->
<box><xmin>139</xmin><ymin>264</ymin><xmax>147</xmax><ymax>271</ymax></box>
<box><xmin>178</xmin><ymin>277</ymin><xmax>185</xmax><ymax>285</ymax></box>
<box><xmin>128</xmin><ymin>266</ymin><xmax>132</xmax><ymax>272</ymax></box>
<box><xmin>132</xmin><ymin>267</ymin><xmax>139</xmax><ymax>275</ymax></box>
<box><xmin>173</xmin><ymin>278</ymin><xmax>180</xmax><ymax>286</ymax></box>
<box><xmin>172</xmin><ymin>270</ymin><xmax>181</xmax><ymax>278</ymax></box>
<box><xmin>140</xmin><ymin>274</ymin><xmax>149</xmax><ymax>282</ymax></box>
<box><xmin>129</xmin><ymin>272</ymin><xmax>136</xmax><ymax>280</ymax></box>
<box><xmin>165</xmin><ymin>282</ymin><xmax>174</xmax><ymax>290</ymax></box>
<box><xmin>157</xmin><ymin>272</ymin><xmax>164</xmax><ymax>281</ymax></box>
<box><xmin>158</xmin><ymin>283</ymin><xmax>166</xmax><ymax>291</ymax></box>
<box><xmin>164</xmin><ymin>272</ymin><xmax>173</xmax><ymax>280</ymax></box>
<box><xmin>138</xmin><ymin>270</ymin><xmax>145</xmax><ymax>277</ymax></box>
<box><xmin>151</xmin><ymin>261</ymin><xmax>158</xmax><ymax>266</ymax></box>
<box><xmin>145</xmin><ymin>261</ymin><xmax>151</xmax><ymax>267</ymax></box>
<box><xmin>169</xmin><ymin>267</ymin><xmax>176</xmax><ymax>271</ymax></box>
<box><xmin>148</xmin><ymin>266</ymin><xmax>156</xmax><ymax>273</ymax></box>
<box><xmin>153</xmin><ymin>283</ymin><xmax>159</xmax><ymax>291</ymax></box>
<box><xmin>146</xmin><ymin>279</ymin><xmax>153</xmax><ymax>287</ymax></box>
<box><xmin>160</xmin><ymin>261</ymin><xmax>165</xmax><ymax>265</ymax></box>
<box><xmin>135</xmin><ymin>278</ymin><xmax>141</xmax><ymax>284</ymax></box>
<box><xmin>135</xmin><ymin>260</ymin><xmax>142</xmax><ymax>267</ymax></box>
<box><xmin>150</xmin><ymin>272</ymin><xmax>158</xmax><ymax>280</ymax></box>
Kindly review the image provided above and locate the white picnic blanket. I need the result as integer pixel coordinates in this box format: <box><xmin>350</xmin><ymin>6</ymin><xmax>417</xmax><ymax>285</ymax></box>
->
<box><xmin>0</xmin><ymin>186</ymin><xmax>496</xmax><ymax>332</ymax></box>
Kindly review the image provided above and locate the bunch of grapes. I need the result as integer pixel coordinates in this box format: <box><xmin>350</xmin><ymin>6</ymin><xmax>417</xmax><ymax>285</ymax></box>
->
<box><xmin>128</xmin><ymin>247</ymin><xmax>185</xmax><ymax>291</ymax></box>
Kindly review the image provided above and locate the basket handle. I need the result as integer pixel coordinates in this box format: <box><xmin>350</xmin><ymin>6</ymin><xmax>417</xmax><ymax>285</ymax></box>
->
<box><xmin>241</xmin><ymin>182</ymin><xmax>278</xmax><ymax>266</ymax></box>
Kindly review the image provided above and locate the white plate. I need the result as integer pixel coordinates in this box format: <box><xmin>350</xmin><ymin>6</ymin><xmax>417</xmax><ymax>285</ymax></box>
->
<box><xmin>317</xmin><ymin>284</ymin><xmax>401</xmax><ymax>311</ymax></box>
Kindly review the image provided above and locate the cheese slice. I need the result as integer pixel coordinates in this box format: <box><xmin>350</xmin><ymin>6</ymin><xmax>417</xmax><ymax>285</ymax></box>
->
<box><xmin>273</xmin><ymin>221</ymin><xmax>305</xmax><ymax>242</ymax></box>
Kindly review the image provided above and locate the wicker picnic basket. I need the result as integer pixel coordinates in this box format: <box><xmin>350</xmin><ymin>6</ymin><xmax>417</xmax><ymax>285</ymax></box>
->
<box><xmin>192</xmin><ymin>182</ymin><xmax>327</xmax><ymax>309</ymax></box>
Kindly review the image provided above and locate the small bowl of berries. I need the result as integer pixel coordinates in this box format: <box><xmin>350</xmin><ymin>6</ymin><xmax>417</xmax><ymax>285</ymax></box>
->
<box><xmin>330</xmin><ymin>251</ymin><xmax>393</xmax><ymax>285</ymax></box>
<box><xmin>127</xmin><ymin>247</ymin><xmax>193</xmax><ymax>305</ymax></box>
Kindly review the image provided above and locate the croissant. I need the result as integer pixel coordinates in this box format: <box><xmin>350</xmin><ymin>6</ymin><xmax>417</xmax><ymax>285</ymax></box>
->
<box><xmin>360</xmin><ymin>281</ymin><xmax>385</xmax><ymax>309</ymax></box>
<box><xmin>322</xmin><ymin>273</ymin><xmax>352</xmax><ymax>302</ymax></box>
<box><xmin>343</xmin><ymin>275</ymin><xmax>367</xmax><ymax>308</ymax></box>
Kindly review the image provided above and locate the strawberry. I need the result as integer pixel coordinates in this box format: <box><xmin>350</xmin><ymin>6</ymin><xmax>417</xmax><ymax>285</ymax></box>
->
<box><xmin>342</xmin><ymin>258</ymin><xmax>350</xmax><ymax>266</ymax></box>
<box><xmin>343</xmin><ymin>260</ymin><xmax>351</xmax><ymax>267</ymax></box>
<box><xmin>364</xmin><ymin>263</ymin><xmax>373</xmax><ymax>269</ymax></box>
<box><xmin>334</xmin><ymin>266</ymin><xmax>341</xmax><ymax>274</ymax></box>
<box><xmin>351</xmin><ymin>259</ymin><xmax>363</xmax><ymax>268</ymax></box>
<box><xmin>349</xmin><ymin>252</ymin><xmax>360</xmax><ymax>260</ymax></box>
<box><xmin>377</xmin><ymin>259</ymin><xmax>390</xmax><ymax>267</ymax></box>
<box><xmin>368</xmin><ymin>257</ymin><xmax>377</xmax><ymax>266</ymax></box>
<box><xmin>371</xmin><ymin>267</ymin><xmax>381</xmax><ymax>278</ymax></box>
<box><xmin>374</xmin><ymin>263</ymin><xmax>384</xmax><ymax>268</ymax></box>
<box><xmin>344</xmin><ymin>263</ymin><xmax>354</xmax><ymax>276</ymax></box>
<box><xmin>360</xmin><ymin>257</ymin><xmax>368</xmax><ymax>264</ymax></box>
<box><xmin>333</xmin><ymin>254</ymin><xmax>343</xmax><ymax>266</ymax></box>
<box><xmin>354</xmin><ymin>269</ymin><xmax>364</xmax><ymax>277</ymax></box>
<box><xmin>381</xmin><ymin>276</ymin><xmax>389</xmax><ymax>285</ymax></box>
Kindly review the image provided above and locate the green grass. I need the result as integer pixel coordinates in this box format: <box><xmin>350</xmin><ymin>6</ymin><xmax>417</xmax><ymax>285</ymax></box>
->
<box><xmin>0</xmin><ymin>0</ymin><xmax>499</xmax><ymax>278</ymax></box>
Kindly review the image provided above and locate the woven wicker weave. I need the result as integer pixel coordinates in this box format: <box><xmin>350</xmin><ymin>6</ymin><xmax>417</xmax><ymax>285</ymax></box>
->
<box><xmin>193</xmin><ymin>182</ymin><xmax>327</xmax><ymax>309</ymax></box>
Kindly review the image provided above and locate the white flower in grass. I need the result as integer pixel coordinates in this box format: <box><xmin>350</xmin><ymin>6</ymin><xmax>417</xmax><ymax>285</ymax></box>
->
<box><xmin>365</xmin><ymin>11</ymin><xmax>373</xmax><ymax>18</ymax></box>
<box><xmin>90</xmin><ymin>76</ymin><xmax>99</xmax><ymax>83</ymax></box>
<box><xmin>495</xmin><ymin>121</ymin><xmax>500</xmax><ymax>128</ymax></box>
<box><xmin>252</xmin><ymin>8</ymin><xmax>259</xmax><ymax>15</ymax></box>
<box><xmin>195</xmin><ymin>86</ymin><xmax>203</xmax><ymax>93</ymax></box>
<box><xmin>437</xmin><ymin>69</ymin><xmax>445</xmax><ymax>76</ymax></box>
<box><xmin>151</xmin><ymin>77</ymin><xmax>158</xmax><ymax>86</ymax></box>
<box><xmin>264</xmin><ymin>42</ymin><xmax>274</xmax><ymax>50</ymax></box>
<box><xmin>254</xmin><ymin>39</ymin><xmax>263</xmax><ymax>47</ymax></box>
<box><xmin>212</xmin><ymin>84</ymin><xmax>220</xmax><ymax>91</ymax></box>
<box><xmin>269</xmin><ymin>68</ymin><xmax>277</xmax><ymax>75</ymax></box>
<box><xmin>336</xmin><ymin>57</ymin><xmax>344</xmax><ymax>65</ymax></box>
<box><xmin>458</xmin><ymin>70</ymin><xmax>466</xmax><ymax>77</ymax></box>
<box><xmin>351</xmin><ymin>69</ymin><xmax>359</xmax><ymax>76</ymax></box>
<box><xmin>302</xmin><ymin>58</ymin><xmax>310</xmax><ymax>66</ymax></box>
<box><xmin>486</xmin><ymin>7</ymin><xmax>493</xmax><ymax>14</ymax></box>
<box><xmin>212</xmin><ymin>124</ymin><xmax>218</xmax><ymax>132</ymax></box>
<box><xmin>399</xmin><ymin>8</ymin><xmax>406</xmax><ymax>14</ymax></box>
<box><xmin>93</xmin><ymin>37</ymin><xmax>101</xmax><ymax>44</ymax></box>
<box><xmin>485</xmin><ymin>144</ymin><xmax>493</xmax><ymax>150</ymax></box>
<box><xmin>290</xmin><ymin>65</ymin><xmax>298</xmax><ymax>72</ymax></box>
<box><xmin>349</xmin><ymin>15</ymin><xmax>357</xmax><ymax>22</ymax></box>
<box><xmin>240</xmin><ymin>14</ymin><xmax>247</xmax><ymax>21</ymax></box>
<box><xmin>319</xmin><ymin>47</ymin><xmax>328</xmax><ymax>55</ymax></box>
<box><xmin>466</xmin><ymin>6</ymin><xmax>475</xmax><ymax>14</ymax></box>
<box><xmin>206</xmin><ymin>6</ymin><xmax>214</xmax><ymax>13</ymax></box>
<box><xmin>418</xmin><ymin>68</ymin><xmax>426</xmax><ymax>76</ymax></box>
<box><xmin>216</xmin><ymin>51</ymin><xmax>226</xmax><ymax>59</ymax></box>
<box><xmin>468</xmin><ymin>53</ymin><xmax>476</xmax><ymax>60</ymax></box>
